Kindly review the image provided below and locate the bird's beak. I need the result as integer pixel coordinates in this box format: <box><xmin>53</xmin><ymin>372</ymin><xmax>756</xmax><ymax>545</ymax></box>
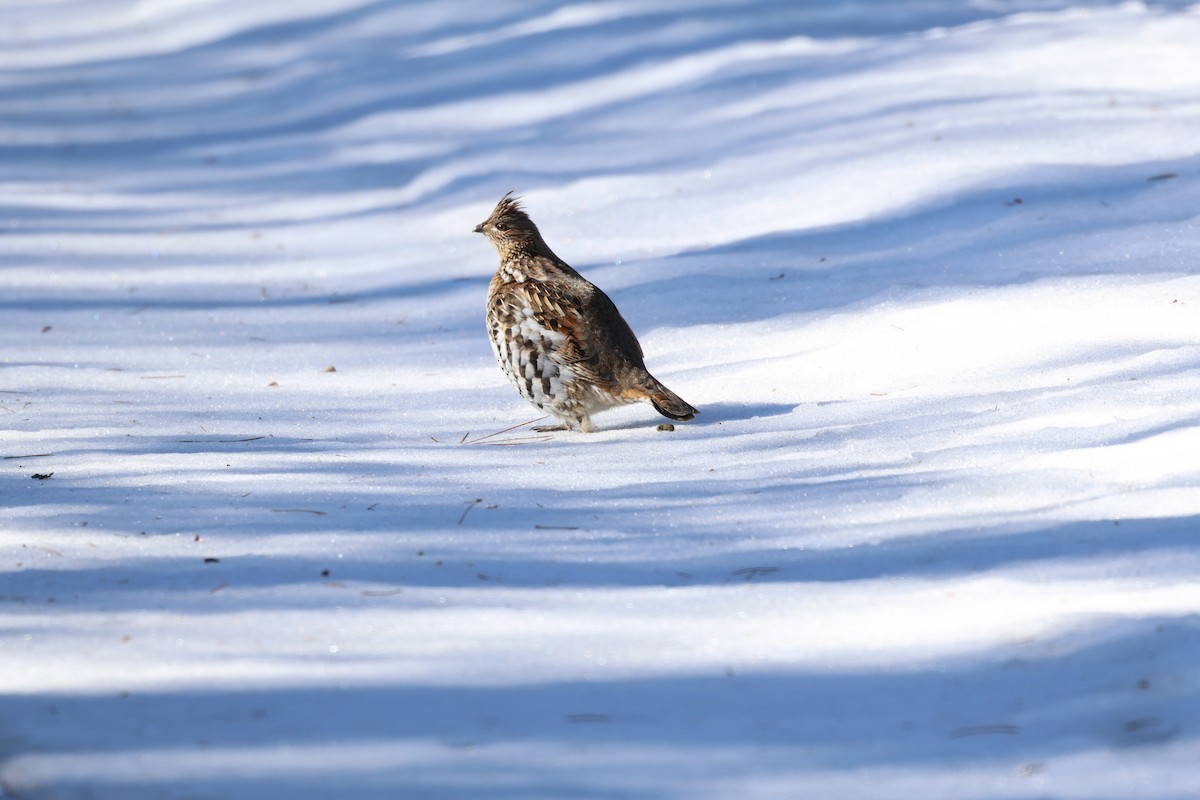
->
<box><xmin>472</xmin><ymin>223</ymin><xmax>484</xmax><ymax>234</ymax></box>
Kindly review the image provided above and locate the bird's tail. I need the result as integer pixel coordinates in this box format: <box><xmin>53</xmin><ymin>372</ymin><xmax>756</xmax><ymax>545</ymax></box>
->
<box><xmin>646</xmin><ymin>380</ymin><xmax>697</xmax><ymax>422</ymax></box>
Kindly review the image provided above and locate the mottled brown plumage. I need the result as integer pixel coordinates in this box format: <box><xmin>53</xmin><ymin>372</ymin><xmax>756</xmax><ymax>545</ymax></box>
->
<box><xmin>474</xmin><ymin>192</ymin><xmax>697</xmax><ymax>433</ymax></box>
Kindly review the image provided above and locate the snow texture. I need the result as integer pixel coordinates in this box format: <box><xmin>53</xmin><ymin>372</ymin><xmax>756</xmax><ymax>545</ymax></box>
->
<box><xmin>2</xmin><ymin>1</ymin><xmax>1200</xmax><ymax>798</ymax></box>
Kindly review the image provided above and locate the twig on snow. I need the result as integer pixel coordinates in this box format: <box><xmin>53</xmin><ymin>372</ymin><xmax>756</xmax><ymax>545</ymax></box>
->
<box><xmin>461</xmin><ymin>416</ymin><xmax>550</xmax><ymax>446</ymax></box>
<box><xmin>458</xmin><ymin>498</ymin><xmax>483</xmax><ymax>525</ymax></box>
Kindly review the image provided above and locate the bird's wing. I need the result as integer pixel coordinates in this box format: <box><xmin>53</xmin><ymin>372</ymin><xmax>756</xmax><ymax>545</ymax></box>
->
<box><xmin>583</xmin><ymin>284</ymin><xmax>644</xmax><ymax>363</ymax></box>
<box><xmin>492</xmin><ymin>255</ymin><xmax>648</xmax><ymax>389</ymax></box>
<box><xmin>519</xmin><ymin>280</ymin><xmax>604</xmax><ymax>383</ymax></box>
<box><xmin>544</xmin><ymin>281</ymin><xmax>651</xmax><ymax>390</ymax></box>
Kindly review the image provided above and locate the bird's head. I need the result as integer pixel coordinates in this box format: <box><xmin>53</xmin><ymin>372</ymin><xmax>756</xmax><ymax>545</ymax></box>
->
<box><xmin>474</xmin><ymin>192</ymin><xmax>544</xmax><ymax>258</ymax></box>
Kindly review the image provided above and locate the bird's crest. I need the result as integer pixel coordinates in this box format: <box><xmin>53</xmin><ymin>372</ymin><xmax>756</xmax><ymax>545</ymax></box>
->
<box><xmin>475</xmin><ymin>190</ymin><xmax>555</xmax><ymax>260</ymax></box>
<box><xmin>488</xmin><ymin>191</ymin><xmax>532</xmax><ymax>227</ymax></box>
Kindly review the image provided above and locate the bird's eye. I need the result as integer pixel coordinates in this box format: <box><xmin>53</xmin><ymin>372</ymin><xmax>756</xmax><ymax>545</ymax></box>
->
<box><xmin>495</xmin><ymin>222</ymin><xmax>508</xmax><ymax>231</ymax></box>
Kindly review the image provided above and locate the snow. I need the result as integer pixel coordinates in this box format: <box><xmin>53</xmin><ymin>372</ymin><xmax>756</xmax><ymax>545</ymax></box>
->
<box><xmin>2</xmin><ymin>1</ymin><xmax>1200</xmax><ymax>797</ymax></box>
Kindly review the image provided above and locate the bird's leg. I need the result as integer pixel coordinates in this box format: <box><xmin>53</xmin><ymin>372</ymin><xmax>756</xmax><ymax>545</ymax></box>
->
<box><xmin>532</xmin><ymin>414</ymin><xmax>594</xmax><ymax>433</ymax></box>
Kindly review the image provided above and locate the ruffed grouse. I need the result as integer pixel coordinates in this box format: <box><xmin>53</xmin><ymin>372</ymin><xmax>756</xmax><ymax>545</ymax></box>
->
<box><xmin>474</xmin><ymin>192</ymin><xmax>697</xmax><ymax>433</ymax></box>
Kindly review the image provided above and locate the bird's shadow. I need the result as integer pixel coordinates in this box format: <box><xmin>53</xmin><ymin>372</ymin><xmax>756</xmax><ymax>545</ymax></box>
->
<box><xmin>687</xmin><ymin>401</ymin><xmax>796</xmax><ymax>424</ymax></box>
<box><xmin>586</xmin><ymin>401</ymin><xmax>796</xmax><ymax>433</ymax></box>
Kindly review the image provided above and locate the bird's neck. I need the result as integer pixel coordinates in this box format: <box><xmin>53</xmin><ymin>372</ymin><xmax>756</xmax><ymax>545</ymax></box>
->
<box><xmin>499</xmin><ymin>233</ymin><xmax>540</xmax><ymax>256</ymax></box>
<box><xmin>499</xmin><ymin>236</ymin><xmax>561</xmax><ymax>265</ymax></box>
<box><xmin>496</xmin><ymin>245</ymin><xmax>579</xmax><ymax>285</ymax></box>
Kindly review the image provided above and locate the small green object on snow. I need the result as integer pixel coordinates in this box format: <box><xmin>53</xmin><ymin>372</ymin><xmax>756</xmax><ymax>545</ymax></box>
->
<box><xmin>657</xmin><ymin>423</ymin><xmax>675</xmax><ymax>432</ymax></box>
